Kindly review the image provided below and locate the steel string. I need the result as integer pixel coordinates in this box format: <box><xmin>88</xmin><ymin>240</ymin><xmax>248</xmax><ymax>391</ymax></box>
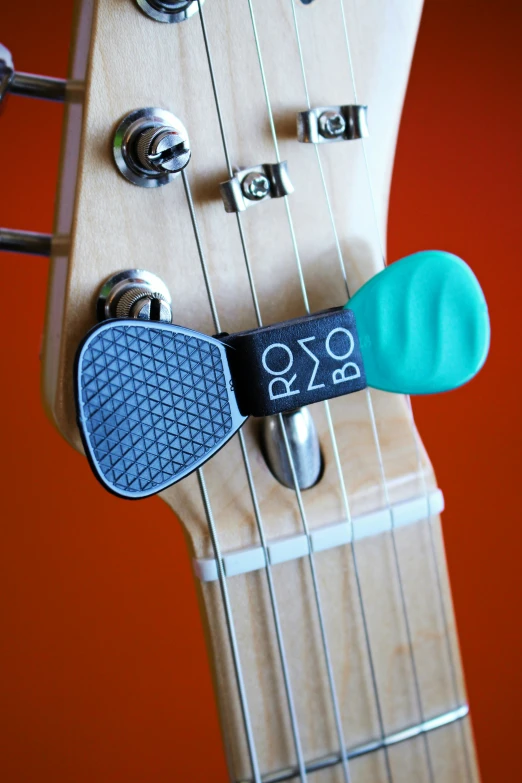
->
<box><xmin>288</xmin><ymin>2</ymin><xmax>394</xmax><ymax>779</ymax></box>
<box><xmin>337</xmin><ymin>1</ymin><xmax>471</xmax><ymax>778</ymax></box>
<box><xmin>364</xmin><ymin>389</ymin><xmax>435</xmax><ymax>783</ymax></box>
<box><xmin>405</xmin><ymin>398</ymin><xmax>474</xmax><ymax>782</ymax></box>
<box><xmin>290</xmin><ymin>2</ymin><xmax>434</xmax><ymax>778</ymax></box>
<box><xmin>181</xmin><ymin>169</ymin><xmax>262</xmax><ymax>783</ymax></box>
<box><xmin>192</xmin><ymin>3</ymin><xmax>463</xmax><ymax>782</ymax></box>
<box><xmin>202</xmin><ymin>0</ymin><xmax>359</xmax><ymax>779</ymax></box>
<box><xmin>195</xmin><ymin>4</ymin><xmax>309</xmax><ymax>780</ymax></box>
<box><xmin>336</xmin><ymin>8</ymin><xmax>474</xmax><ymax>772</ymax></box>
<box><xmin>336</xmin><ymin>10</ymin><xmax>433</xmax><ymax>777</ymax></box>
<box><xmin>244</xmin><ymin>1</ymin><xmax>383</xmax><ymax>780</ymax></box>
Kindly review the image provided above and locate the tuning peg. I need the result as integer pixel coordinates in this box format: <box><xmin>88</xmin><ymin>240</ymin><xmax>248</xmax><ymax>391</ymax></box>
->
<box><xmin>0</xmin><ymin>229</ymin><xmax>70</xmax><ymax>257</ymax></box>
<box><xmin>0</xmin><ymin>44</ymin><xmax>82</xmax><ymax>104</ymax></box>
<box><xmin>346</xmin><ymin>250</ymin><xmax>490</xmax><ymax>394</ymax></box>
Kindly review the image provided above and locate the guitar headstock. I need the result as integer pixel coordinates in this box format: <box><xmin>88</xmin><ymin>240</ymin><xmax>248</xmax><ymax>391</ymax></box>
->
<box><xmin>21</xmin><ymin>0</ymin><xmax>433</xmax><ymax>557</ymax></box>
<box><xmin>2</xmin><ymin>3</ymin><xmax>490</xmax><ymax>780</ymax></box>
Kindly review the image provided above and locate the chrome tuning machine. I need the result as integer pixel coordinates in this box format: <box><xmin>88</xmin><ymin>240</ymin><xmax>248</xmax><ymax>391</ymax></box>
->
<box><xmin>96</xmin><ymin>270</ymin><xmax>173</xmax><ymax>323</ymax></box>
<box><xmin>0</xmin><ymin>44</ymin><xmax>81</xmax><ymax>257</ymax></box>
<box><xmin>134</xmin><ymin>0</ymin><xmax>205</xmax><ymax>24</ymax></box>
<box><xmin>0</xmin><ymin>43</ymin><xmax>82</xmax><ymax>104</ymax></box>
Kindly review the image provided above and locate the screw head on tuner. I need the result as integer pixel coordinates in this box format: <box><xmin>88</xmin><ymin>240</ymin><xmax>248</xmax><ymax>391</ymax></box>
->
<box><xmin>345</xmin><ymin>250</ymin><xmax>490</xmax><ymax>394</ymax></box>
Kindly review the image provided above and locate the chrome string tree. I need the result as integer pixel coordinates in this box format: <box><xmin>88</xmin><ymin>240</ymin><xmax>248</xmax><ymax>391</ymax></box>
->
<box><xmin>297</xmin><ymin>104</ymin><xmax>369</xmax><ymax>144</ymax></box>
<box><xmin>220</xmin><ymin>162</ymin><xmax>294</xmax><ymax>213</ymax></box>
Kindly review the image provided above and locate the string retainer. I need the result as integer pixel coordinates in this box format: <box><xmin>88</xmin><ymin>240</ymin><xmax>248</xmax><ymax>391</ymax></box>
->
<box><xmin>220</xmin><ymin>162</ymin><xmax>294</xmax><ymax>213</ymax></box>
<box><xmin>297</xmin><ymin>104</ymin><xmax>368</xmax><ymax>144</ymax></box>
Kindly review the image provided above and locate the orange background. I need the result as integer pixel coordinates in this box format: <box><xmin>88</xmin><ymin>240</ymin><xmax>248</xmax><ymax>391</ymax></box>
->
<box><xmin>0</xmin><ymin>1</ymin><xmax>520</xmax><ymax>781</ymax></box>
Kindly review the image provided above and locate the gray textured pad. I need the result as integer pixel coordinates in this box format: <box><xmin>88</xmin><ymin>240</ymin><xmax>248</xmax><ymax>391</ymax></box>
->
<box><xmin>75</xmin><ymin>320</ymin><xmax>246</xmax><ymax>499</ymax></box>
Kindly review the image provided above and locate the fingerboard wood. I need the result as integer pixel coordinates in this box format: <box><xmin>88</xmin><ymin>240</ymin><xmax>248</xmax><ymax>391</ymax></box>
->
<box><xmin>199</xmin><ymin>515</ymin><xmax>478</xmax><ymax>782</ymax></box>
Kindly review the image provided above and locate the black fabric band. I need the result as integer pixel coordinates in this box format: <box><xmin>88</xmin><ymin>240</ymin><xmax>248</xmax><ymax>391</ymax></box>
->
<box><xmin>221</xmin><ymin>308</ymin><xmax>366</xmax><ymax>417</ymax></box>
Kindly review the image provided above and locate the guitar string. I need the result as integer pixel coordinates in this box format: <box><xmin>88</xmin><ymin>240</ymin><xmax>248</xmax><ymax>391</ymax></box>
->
<box><xmin>245</xmin><ymin>1</ymin><xmax>436</xmax><ymax>778</ymax></box>
<box><xmin>190</xmin><ymin>4</ymin><xmax>462</xmax><ymax>783</ymax></box>
<box><xmin>196</xmin><ymin>4</ymin><xmax>308</xmax><ymax>780</ymax></box>
<box><xmin>181</xmin><ymin>169</ymin><xmax>262</xmax><ymax>783</ymax></box>
<box><xmin>287</xmin><ymin>2</ymin><xmax>393</xmax><ymax>780</ymax></box>
<box><xmin>336</xmin><ymin>2</ymin><xmax>433</xmax><ymax>779</ymax></box>
<box><xmin>285</xmin><ymin>2</ymin><xmax>445</xmax><ymax>780</ymax></box>
<box><xmin>244</xmin><ymin>1</ymin><xmax>378</xmax><ymax>780</ymax></box>
<box><xmin>338</xmin><ymin>3</ymin><xmax>473</xmax><ymax>778</ymax></box>
<box><xmin>338</xmin><ymin>1</ymin><xmax>469</xmax><ymax>779</ymax></box>
<box><xmin>199</xmin><ymin>2</ymin><xmax>351</xmax><ymax>779</ymax></box>
<box><xmin>405</xmin><ymin>398</ymin><xmax>474</xmax><ymax>783</ymax></box>
<box><xmin>365</xmin><ymin>395</ymin><xmax>435</xmax><ymax>783</ymax></box>
<box><xmin>200</xmin><ymin>0</ymin><xmax>357</xmax><ymax>778</ymax></box>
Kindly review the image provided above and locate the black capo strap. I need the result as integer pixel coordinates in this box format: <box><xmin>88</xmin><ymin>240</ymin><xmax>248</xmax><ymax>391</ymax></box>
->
<box><xmin>222</xmin><ymin>307</ymin><xmax>366</xmax><ymax>416</ymax></box>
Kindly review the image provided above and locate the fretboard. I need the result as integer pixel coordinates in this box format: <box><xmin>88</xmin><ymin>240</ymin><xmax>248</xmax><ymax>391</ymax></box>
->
<box><xmin>195</xmin><ymin>503</ymin><xmax>477</xmax><ymax>782</ymax></box>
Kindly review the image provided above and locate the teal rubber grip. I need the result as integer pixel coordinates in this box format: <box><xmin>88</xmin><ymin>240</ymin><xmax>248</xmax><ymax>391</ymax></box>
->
<box><xmin>345</xmin><ymin>250</ymin><xmax>490</xmax><ymax>395</ymax></box>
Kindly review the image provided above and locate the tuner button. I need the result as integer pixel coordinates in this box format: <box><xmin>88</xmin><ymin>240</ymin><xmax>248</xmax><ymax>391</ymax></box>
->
<box><xmin>0</xmin><ymin>44</ymin><xmax>14</xmax><ymax>103</ymax></box>
<box><xmin>0</xmin><ymin>43</ymin><xmax>68</xmax><ymax>103</ymax></box>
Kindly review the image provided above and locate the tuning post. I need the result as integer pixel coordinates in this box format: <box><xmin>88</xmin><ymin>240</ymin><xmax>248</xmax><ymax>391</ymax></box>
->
<box><xmin>113</xmin><ymin>107</ymin><xmax>191</xmax><ymax>187</ymax></box>
<box><xmin>220</xmin><ymin>162</ymin><xmax>294</xmax><ymax>213</ymax></box>
<box><xmin>0</xmin><ymin>44</ymin><xmax>82</xmax><ymax>104</ymax></box>
<box><xmin>96</xmin><ymin>269</ymin><xmax>173</xmax><ymax>323</ymax></box>
<box><xmin>297</xmin><ymin>104</ymin><xmax>369</xmax><ymax>144</ymax></box>
<box><xmin>134</xmin><ymin>0</ymin><xmax>204</xmax><ymax>24</ymax></box>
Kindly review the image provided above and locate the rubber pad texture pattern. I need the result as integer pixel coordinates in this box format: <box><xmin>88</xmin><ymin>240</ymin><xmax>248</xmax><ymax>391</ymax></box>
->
<box><xmin>75</xmin><ymin>320</ymin><xmax>244</xmax><ymax>499</ymax></box>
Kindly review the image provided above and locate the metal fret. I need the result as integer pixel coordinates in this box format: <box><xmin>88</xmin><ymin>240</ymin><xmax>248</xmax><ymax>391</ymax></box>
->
<box><xmin>238</xmin><ymin>705</ymin><xmax>470</xmax><ymax>783</ymax></box>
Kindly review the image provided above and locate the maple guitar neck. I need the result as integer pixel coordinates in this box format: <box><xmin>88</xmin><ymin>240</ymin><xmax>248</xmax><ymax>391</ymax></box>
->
<box><xmin>42</xmin><ymin>0</ymin><xmax>480</xmax><ymax>780</ymax></box>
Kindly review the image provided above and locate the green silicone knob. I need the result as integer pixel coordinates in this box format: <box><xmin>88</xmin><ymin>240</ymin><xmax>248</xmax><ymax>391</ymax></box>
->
<box><xmin>345</xmin><ymin>250</ymin><xmax>490</xmax><ymax>394</ymax></box>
